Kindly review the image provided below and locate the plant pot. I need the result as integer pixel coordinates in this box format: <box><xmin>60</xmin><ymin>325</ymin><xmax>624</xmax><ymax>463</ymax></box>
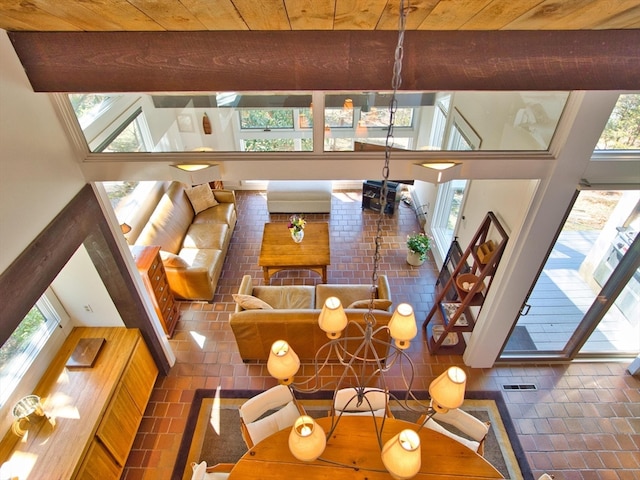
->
<box><xmin>406</xmin><ymin>250</ymin><xmax>424</xmax><ymax>266</ymax></box>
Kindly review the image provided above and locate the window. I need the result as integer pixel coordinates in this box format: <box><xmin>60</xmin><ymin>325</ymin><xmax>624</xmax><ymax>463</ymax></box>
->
<box><xmin>102</xmin><ymin>181</ymin><xmax>159</xmax><ymax>225</ymax></box>
<box><xmin>595</xmin><ymin>93</ymin><xmax>640</xmax><ymax>151</ymax></box>
<box><xmin>240</xmin><ymin>109</ymin><xmax>295</xmax><ymax>129</ymax></box>
<box><xmin>0</xmin><ymin>290</ymin><xmax>69</xmax><ymax>409</ymax></box>
<box><xmin>431</xmin><ymin>180</ymin><xmax>468</xmax><ymax>257</ymax></box>
<box><xmin>95</xmin><ymin>107</ymin><xmax>151</xmax><ymax>153</ymax></box>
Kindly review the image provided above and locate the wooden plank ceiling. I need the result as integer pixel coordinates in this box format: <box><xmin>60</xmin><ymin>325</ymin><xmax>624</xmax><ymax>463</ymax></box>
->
<box><xmin>1</xmin><ymin>0</ymin><xmax>639</xmax><ymax>31</ymax></box>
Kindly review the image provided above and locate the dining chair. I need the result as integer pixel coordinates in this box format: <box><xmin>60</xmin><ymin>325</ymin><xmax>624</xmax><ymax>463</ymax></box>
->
<box><xmin>418</xmin><ymin>408</ymin><xmax>490</xmax><ymax>455</ymax></box>
<box><xmin>238</xmin><ymin>385</ymin><xmax>306</xmax><ymax>448</ymax></box>
<box><xmin>190</xmin><ymin>461</ymin><xmax>234</xmax><ymax>479</ymax></box>
<box><xmin>331</xmin><ymin>387</ymin><xmax>393</xmax><ymax>418</ymax></box>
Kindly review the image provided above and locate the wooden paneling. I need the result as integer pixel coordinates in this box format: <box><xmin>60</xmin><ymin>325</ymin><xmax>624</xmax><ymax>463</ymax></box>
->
<box><xmin>1</xmin><ymin>0</ymin><xmax>638</xmax><ymax>31</ymax></box>
<box><xmin>8</xmin><ymin>30</ymin><xmax>640</xmax><ymax>92</ymax></box>
<box><xmin>0</xmin><ymin>328</ymin><xmax>158</xmax><ymax>480</ymax></box>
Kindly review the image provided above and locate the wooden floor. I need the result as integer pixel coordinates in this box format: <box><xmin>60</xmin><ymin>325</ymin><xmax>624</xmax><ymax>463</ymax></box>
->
<box><xmin>123</xmin><ymin>189</ymin><xmax>640</xmax><ymax>480</ymax></box>
<box><xmin>509</xmin><ymin>230</ymin><xmax>639</xmax><ymax>353</ymax></box>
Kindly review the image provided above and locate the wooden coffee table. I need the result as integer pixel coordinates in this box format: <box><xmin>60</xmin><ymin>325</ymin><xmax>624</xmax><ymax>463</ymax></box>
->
<box><xmin>259</xmin><ymin>222</ymin><xmax>330</xmax><ymax>283</ymax></box>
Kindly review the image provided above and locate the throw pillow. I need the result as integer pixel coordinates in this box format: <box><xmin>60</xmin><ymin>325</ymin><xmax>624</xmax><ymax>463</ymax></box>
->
<box><xmin>185</xmin><ymin>183</ymin><xmax>219</xmax><ymax>214</ymax></box>
<box><xmin>347</xmin><ymin>299</ymin><xmax>393</xmax><ymax>310</ymax></box>
<box><xmin>233</xmin><ymin>294</ymin><xmax>273</xmax><ymax>310</ymax></box>
<box><xmin>159</xmin><ymin>250</ymin><xmax>189</xmax><ymax>268</ymax></box>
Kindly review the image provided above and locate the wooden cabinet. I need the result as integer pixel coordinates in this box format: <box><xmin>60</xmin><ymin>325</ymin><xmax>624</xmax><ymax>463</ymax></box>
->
<box><xmin>0</xmin><ymin>327</ymin><xmax>158</xmax><ymax>480</ymax></box>
<box><xmin>422</xmin><ymin>212</ymin><xmax>509</xmax><ymax>354</ymax></box>
<box><xmin>132</xmin><ymin>245</ymin><xmax>180</xmax><ymax>337</ymax></box>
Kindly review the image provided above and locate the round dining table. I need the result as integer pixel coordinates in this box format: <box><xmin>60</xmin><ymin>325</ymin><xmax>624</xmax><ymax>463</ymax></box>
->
<box><xmin>228</xmin><ymin>415</ymin><xmax>504</xmax><ymax>479</ymax></box>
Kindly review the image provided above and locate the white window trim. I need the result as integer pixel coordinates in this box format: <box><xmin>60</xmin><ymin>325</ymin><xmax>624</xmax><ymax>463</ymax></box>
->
<box><xmin>0</xmin><ymin>288</ymin><xmax>72</xmax><ymax>435</ymax></box>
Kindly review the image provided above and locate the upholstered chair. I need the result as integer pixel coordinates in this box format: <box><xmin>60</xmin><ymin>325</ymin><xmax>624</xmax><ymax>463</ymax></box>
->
<box><xmin>238</xmin><ymin>385</ymin><xmax>306</xmax><ymax>448</ymax></box>
<box><xmin>331</xmin><ymin>387</ymin><xmax>393</xmax><ymax>418</ymax></box>
<box><xmin>190</xmin><ymin>461</ymin><xmax>234</xmax><ymax>479</ymax></box>
<box><xmin>418</xmin><ymin>408</ymin><xmax>490</xmax><ymax>455</ymax></box>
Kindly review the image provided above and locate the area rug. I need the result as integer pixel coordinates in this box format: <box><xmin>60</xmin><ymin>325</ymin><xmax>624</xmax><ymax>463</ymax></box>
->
<box><xmin>172</xmin><ymin>389</ymin><xmax>532</xmax><ymax>480</ymax></box>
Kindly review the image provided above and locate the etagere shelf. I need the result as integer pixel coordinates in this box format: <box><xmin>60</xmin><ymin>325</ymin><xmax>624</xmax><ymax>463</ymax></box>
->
<box><xmin>423</xmin><ymin>212</ymin><xmax>509</xmax><ymax>354</ymax></box>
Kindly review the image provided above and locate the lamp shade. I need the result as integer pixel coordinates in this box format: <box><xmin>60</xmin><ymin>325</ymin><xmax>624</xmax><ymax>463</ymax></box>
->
<box><xmin>288</xmin><ymin>415</ymin><xmax>326</xmax><ymax>462</ymax></box>
<box><xmin>381</xmin><ymin>429</ymin><xmax>421</xmax><ymax>480</ymax></box>
<box><xmin>428</xmin><ymin>366</ymin><xmax>467</xmax><ymax>413</ymax></box>
<box><xmin>267</xmin><ymin>340</ymin><xmax>300</xmax><ymax>385</ymax></box>
<box><xmin>318</xmin><ymin>297</ymin><xmax>348</xmax><ymax>339</ymax></box>
<box><xmin>388</xmin><ymin>303</ymin><xmax>417</xmax><ymax>349</ymax></box>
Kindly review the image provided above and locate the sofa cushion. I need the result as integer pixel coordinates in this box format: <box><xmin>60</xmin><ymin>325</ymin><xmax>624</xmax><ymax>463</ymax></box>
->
<box><xmin>136</xmin><ymin>182</ymin><xmax>194</xmax><ymax>253</ymax></box>
<box><xmin>159</xmin><ymin>250</ymin><xmax>189</xmax><ymax>268</ymax></box>
<box><xmin>347</xmin><ymin>299</ymin><xmax>393</xmax><ymax>310</ymax></box>
<box><xmin>183</xmin><ymin>223</ymin><xmax>229</xmax><ymax>250</ymax></box>
<box><xmin>251</xmin><ymin>285</ymin><xmax>315</xmax><ymax>310</ymax></box>
<box><xmin>233</xmin><ymin>294</ymin><xmax>273</xmax><ymax>310</ymax></box>
<box><xmin>193</xmin><ymin>202</ymin><xmax>236</xmax><ymax>226</ymax></box>
<box><xmin>315</xmin><ymin>284</ymin><xmax>375</xmax><ymax>310</ymax></box>
<box><xmin>167</xmin><ymin>248</ymin><xmax>223</xmax><ymax>300</ymax></box>
<box><xmin>185</xmin><ymin>184</ymin><xmax>219</xmax><ymax>214</ymax></box>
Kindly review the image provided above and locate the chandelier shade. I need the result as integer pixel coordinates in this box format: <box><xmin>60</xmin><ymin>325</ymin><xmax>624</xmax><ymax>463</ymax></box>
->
<box><xmin>318</xmin><ymin>296</ymin><xmax>348</xmax><ymax>339</ymax></box>
<box><xmin>288</xmin><ymin>415</ymin><xmax>327</xmax><ymax>462</ymax></box>
<box><xmin>428</xmin><ymin>366</ymin><xmax>467</xmax><ymax>413</ymax></box>
<box><xmin>267</xmin><ymin>340</ymin><xmax>300</xmax><ymax>385</ymax></box>
<box><xmin>381</xmin><ymin>429</ymin><xmax>422</xmax><ymax>480</ymax></box>
<box><xmin>388</xmin><ymin>303</ymin><xmax>417</xmax><ymax>349</ymax></box>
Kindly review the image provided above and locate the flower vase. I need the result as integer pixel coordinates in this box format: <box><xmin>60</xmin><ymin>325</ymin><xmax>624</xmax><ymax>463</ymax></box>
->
<box><xmin>291</xmin><ymin>229</ymin><xmax>304</xmax><ymax>243</ymax></box>
<box><xmin>406</xmin><ymin>250</ymin><xmax>424</xmax><ymax>266</ymax></box>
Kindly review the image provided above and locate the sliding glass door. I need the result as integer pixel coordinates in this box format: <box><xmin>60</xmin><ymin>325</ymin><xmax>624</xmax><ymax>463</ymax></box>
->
<box><xmin>501</xmin><ymin>189</ymin><xmax>640</xmax><ymax>359</ymax></box>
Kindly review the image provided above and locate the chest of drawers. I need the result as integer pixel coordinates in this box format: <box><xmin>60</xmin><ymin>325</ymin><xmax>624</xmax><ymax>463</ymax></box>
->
<box><xmin>132</xmin><ymin>245</ymin><xmax>180</xmax><ymax>337</ymax></box>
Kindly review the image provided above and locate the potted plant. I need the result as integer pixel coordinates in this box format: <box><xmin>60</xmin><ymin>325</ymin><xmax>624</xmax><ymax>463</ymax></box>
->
<box><xmin>406</xmin><ymin>233</ymin><xmax>431</xmax><ymax>266</ymax></box>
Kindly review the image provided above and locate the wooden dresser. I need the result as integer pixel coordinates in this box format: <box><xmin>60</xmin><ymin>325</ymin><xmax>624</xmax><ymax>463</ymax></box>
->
<box><xmin>0</xmin><ymin>327</ymin><xmax>158</xmax><ymax>480</ymax></box>
<box><xmin>131</xmin><ymin>245</ymin><xmax>180</xmax><ymax>337</ymax></box>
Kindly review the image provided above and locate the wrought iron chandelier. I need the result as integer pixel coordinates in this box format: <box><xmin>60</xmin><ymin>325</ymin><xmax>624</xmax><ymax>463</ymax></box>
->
<box><xmin>266</xmin><ymin>2</ymin><xmax>468</xmax><ymax>478</ymax></box>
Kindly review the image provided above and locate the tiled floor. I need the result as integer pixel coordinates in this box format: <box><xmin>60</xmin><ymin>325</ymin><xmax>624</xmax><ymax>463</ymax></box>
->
<box><xmin>123</xmin><ymin>189</ymin><xmax>640</xmax><ymax>480</ymax></box>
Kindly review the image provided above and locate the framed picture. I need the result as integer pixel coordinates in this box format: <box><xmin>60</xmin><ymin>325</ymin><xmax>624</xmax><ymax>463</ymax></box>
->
<box><xmin>177</xmin><ymin>114</ymin><xmax>195</xmax><ymax>132</ymax></box>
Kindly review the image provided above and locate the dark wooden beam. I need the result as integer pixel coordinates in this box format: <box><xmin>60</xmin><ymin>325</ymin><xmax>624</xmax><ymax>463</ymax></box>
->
<box><xmin>8</xmin><ymin>30</ymin><xmax>640</xmax><ymax>92</ymax></box>
<box><xmin>0</xmin><ymin>184</ymin><xmax>171</xmax><ymax>375</ymax></box>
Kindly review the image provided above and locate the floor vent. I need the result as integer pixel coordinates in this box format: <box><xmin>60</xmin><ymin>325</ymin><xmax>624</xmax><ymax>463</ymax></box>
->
<box><xmin>502</xmin><ymin>384</ymin><xmax>537</xmax><ymax>391</ymax></box>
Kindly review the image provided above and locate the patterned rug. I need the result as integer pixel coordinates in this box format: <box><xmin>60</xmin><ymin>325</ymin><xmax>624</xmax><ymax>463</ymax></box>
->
<box><xmin>173</xmin><ymin>389</ymin><xmax>532</xmax><ymax>480</ymax></box>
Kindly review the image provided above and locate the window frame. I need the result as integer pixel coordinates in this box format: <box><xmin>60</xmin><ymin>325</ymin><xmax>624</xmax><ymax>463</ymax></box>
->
<box><xmin>0</xmin><ymin>288</ymin><xmax>71</xmax><ymax>431</ymax></box>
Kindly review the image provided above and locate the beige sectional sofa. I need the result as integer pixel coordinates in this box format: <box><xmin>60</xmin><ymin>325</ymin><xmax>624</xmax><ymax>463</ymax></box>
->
<box><xmin>126</xmin><ymin>181</ymin><xmax>237</xmax><ymax>301</ymax></box>
<box><xmin>229</xmin><ymin>274</ymin><xmax>393</xmax><ymax>362</ymax></box>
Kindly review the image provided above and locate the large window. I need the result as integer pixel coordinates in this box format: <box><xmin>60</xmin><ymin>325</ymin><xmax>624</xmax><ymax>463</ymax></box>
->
<box><xmin>68</xmin><ymin>91</ymin><xmax>570</xmax><ymax>154</ymax></box>
<box><xmin>0</xmin><ymin>290</ymin><xmax>70</xmax><ymax>409</ymax></box>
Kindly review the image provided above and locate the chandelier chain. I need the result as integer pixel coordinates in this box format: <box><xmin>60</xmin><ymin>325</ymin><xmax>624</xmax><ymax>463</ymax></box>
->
<box><xmin>370</xmin><ymin>0</ymin><xmax>408</xmax><ymax>314</ymax></box>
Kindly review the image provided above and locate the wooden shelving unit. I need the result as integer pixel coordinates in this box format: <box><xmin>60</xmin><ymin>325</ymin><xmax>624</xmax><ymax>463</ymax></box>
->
<box><xmin>422</xmin><ymin>212</ymin><xmax>509</xmax><ymax>354</ymax></box>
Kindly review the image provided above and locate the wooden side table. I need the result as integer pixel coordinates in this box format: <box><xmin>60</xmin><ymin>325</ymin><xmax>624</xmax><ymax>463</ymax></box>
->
<box><xmin>131</xmin><ymin>245</ymin><xmax>180</xmax><ymax>337</ymax></box>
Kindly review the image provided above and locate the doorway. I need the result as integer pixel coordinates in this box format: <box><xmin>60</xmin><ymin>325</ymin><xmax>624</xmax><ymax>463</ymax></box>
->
<box><xmin>501</xmin><ymin>189</ymin><xmax>640</xmax><ymax>359</ymax></box>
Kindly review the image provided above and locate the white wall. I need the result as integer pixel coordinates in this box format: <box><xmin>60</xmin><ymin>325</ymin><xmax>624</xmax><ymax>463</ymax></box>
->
<box><xmin>456</xmin><ymin>179</ymin><xmax>538</xmax><ymax>248</ymax></box>
<box><xmin>51</xmin><ymin>246</ymin><xmax>124</xmax><ymax>326</ymax></box>
<box><xmin>0</xmin><ymin>30</ymin><xmax>87</xmax><ymax>273</ymax></box>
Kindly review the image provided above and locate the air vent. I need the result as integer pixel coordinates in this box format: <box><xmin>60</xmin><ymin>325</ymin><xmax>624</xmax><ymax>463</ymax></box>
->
<box><xmin>502</xmin><ymin>384</ymin><xmax>537</xmax><ymax>391</ymax></box>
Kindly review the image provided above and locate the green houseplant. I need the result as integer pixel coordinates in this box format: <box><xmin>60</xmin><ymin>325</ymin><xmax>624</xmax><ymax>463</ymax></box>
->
<box><xmin>406</xmin><ymin>233</ymin><xmax>431</xmax><ymax>266</ymax></box>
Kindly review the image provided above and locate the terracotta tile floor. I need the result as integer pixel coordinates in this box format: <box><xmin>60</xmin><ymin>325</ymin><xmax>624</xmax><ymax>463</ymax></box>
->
<box><xmin>124</xmin><ymin>189</ymin><xmax>640</xmax><ymax>480</ymax></box>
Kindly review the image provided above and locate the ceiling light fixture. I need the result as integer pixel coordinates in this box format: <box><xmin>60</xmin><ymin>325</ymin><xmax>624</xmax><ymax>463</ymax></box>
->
<box><xmin>170</xmin><ymin>163</ymin><xmax>221</xmax><ymax>185</ymax></box>
<box><xmin>267</xmin><ymin>2</ymin><xmax>468</xmax><ymax>478</ymax></box>
<box><xmin>413</xmin><ymin>162</ymin><xmax>462</xmax><ymax>184</ymax></box>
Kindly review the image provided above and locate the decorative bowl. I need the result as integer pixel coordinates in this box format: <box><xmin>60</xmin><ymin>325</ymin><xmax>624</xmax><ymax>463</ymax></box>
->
<box><xmin>456</xmin><ymin>273</ymin><xmax>480</xmax><ymax>293</ymax></box>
